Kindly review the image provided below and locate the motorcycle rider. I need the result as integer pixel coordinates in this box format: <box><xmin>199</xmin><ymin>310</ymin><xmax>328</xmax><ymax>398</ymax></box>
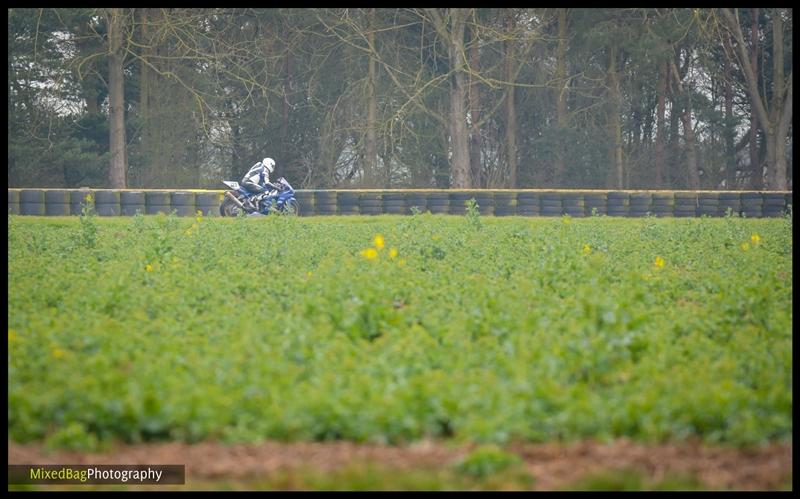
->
<box><xmin>241</xmin><ymin>157</ymin><xmax>278</xmax><ymax>211</ymax></box>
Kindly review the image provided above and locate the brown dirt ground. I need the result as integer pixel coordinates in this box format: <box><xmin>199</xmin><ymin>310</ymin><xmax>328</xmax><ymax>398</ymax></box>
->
<box><xmin>8</xmin><ymin>439</ymin><xmax>792</xmax><ymax>491</ymax></box>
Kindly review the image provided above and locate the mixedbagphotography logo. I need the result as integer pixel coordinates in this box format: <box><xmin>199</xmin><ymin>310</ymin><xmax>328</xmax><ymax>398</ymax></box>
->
<box><xmin>8</xmin><ymin>465</ymin><xmax>185</xmax><ymax>485</ymax></box>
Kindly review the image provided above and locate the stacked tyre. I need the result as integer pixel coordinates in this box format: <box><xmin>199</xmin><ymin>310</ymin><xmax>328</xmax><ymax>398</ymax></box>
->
<box><xmin>171</xmin><ymin>191</ymin><xmax>196</xmax><ymax>217</ymax></box>
<box><xmin>427</xmin><ymin>192</ymin><xmax>449</xmax><ymax>214</ymax></box>
<box><xmin>739</xmin><ymin>192</ymin><xmax>762</xmax><ymax>218</ymax></box>
<box><xmin>697</xmin><ymin>192</ymin><xmax>719</xmax><ymax>217</ymax></box>
<box><xmin>561</xmin><ymin>192</ymin><xmax>584</xmax><ymax>217</ymax></box>
<box><xmin>20</xmin><ymin>189</ymin><xmax>45</xmax><ymax>215</ymax></box>
<box><xmin>359</xmin><ymin>192</ymin><xmax>383</xmax><ymax>215</ymax></box>
<box><xmin>448</xmin><ymin>192</ymin><xmax>473</xmax><ymax>215</ymax></box>
<box><xmin>517</xmin><ymin>192</ymin><xmax>540</xmax><ymax>216</ymax></box>
<box><xmin>196</xmin><ymin>192</ymin><xmax>223</xmax><ymax>217</ymax></box>
<box><xmin>338</xmin><ymin>191</ymin><xmax>360</xmax><ymax>215</ymax></box>
<box><xmin>45</xmin><ymin>190</ymin><xmax>70</xmax><ymax>216</ymax></box>
<box><xmin>71</xmin><ymin>190</ymin><xmax>92</xmax><ymax>215</ymax></box>
<box><xmin>473</xmin><ymin>191</ymin><xmax>494</xmax><ymax>216</ymax></box>
<box><xmin>629</xmin><ymin>193</ymin><xmax>652</xmax><ymax>217</ymax></box>
<box><xmin>582</xmin><ymin>192</ymin><xmax>607</xmax><ymax>216</ymax></box>
<box><xmin>146</xmin><ymin>191</ymin><xmax>172</xmax><ymax>215</ymax></box>
<box><xmin>493</xmin><ymin>191</ymin><xmax>517</xmax><ymax>216</ymax></box>
<box><xmin>651</xmin><ymin>193</ymin><xmax>674</xmax><ymax>217</ymax></box>
<box><xmin>717</xmin><ymin>192</ymin><xmax>741</xmax><ymax>217</ymax></box>
<box><xmin>383</xmin><ymin>192</ymin><xmax>407</xmax><ymax>215</ymax></box>
<box><xmin>606</xmin><ymin>192</ymin><xmax>629</xmax><ymax>217</ymax></box>
<box><xmin>120</xmin><ymin>191</ymin><xmax>146</xmax><ymax>216</ymax></box>
<box><xmin>315</xmin><ymin>191</ymin><xmax>337</xmax><ymax>215</ymax></box>
<box><xmin>8</xmin><ymin>189</ymin><xmax>20</xmax><ymax>215</ymax></box>
<box><xmin>293</xmin><ymin>190</ymin><xmax>314</xmax><ymax>216</ymax></box>
<box><xmin>94</xmin><ymin>191</ymin><xmax>121</xmax><ymax>216</ymax></box>
<box><xmin>673</xmin><ymin>192</ymin><xmax>697</xmax><ymax>218</ymax></box>
<box><xmin>406</xmin><ymin>192</ymin><xmax>427</xmax><ymax>214</ymax></box>
<box><xmin>762</xmin><ymin>192</ymin><xmax>787</xmax><ymax>217</ymax></box>
<box><xmin>540</xmin><ymin>192</ymin><xmax>562</xmax><ymax>217</ymax></box>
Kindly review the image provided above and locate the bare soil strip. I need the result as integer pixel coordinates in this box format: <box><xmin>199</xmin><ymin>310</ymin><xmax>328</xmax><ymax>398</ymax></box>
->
<box><xmin>8</xmin><ymin>439</ymin><xmax>792</xmax><ymax>490</ymax></box>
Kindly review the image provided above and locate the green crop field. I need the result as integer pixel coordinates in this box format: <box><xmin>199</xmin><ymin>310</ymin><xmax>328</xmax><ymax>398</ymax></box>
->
<box><xmin>7</xmin><ymin>209</ymin><xmax>793</xmax><ymax>452</ymax></box>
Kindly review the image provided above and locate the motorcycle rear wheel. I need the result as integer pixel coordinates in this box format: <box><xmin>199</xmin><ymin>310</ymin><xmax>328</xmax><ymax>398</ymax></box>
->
<box><xmin>220</xmin><ymin>196</ymin><xmax>244</xmax><ymax>217</ymax></box>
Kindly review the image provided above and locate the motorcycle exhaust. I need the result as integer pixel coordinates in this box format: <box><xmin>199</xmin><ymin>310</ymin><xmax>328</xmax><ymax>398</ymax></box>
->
<box><xmin>225</xmin><ymin>191</ymin><xmax>246</xmax><ymax>210</ymax></box>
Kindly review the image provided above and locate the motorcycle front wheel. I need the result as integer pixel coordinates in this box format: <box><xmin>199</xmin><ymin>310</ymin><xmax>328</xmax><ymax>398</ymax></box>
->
<box><xmin>220</xmin><ymin>196</ymin><xmax>244</xmax><ymax>217</ymax></box>
<box><xmin>284</xmin><ymin>198</ymin><xmax>300</xmax><ymax>215</ymax></box>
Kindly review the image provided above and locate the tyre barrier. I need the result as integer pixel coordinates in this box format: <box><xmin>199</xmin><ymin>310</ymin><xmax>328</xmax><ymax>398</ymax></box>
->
<box><xmin>44</xmin><ymin>190</ymin><xmax>70</xmax><ymax>216</ymax></box>
<box><xmin>383</xmin><ymin>193</ymin><xmax>407</xmax><ymax>215</ymax></box>
<box><xmin>540</xmin><ymin>192</ymin><xmax>563</xmax><ymax>216</ymax></box>
<box><xmin>561</xmin><ymin>192</ymin><xmax>584</xmax><ymax>217</ymax></box>
<box><xmin>406</xmin><ymin>193</ymin><xmax>428</xmax><ymax>214</ymax></box>
<box><xmin>740</xmin><ymin>192</ymin><xmax>763</xmax><ymax>218</ymax></box>
<box><xmin>70</xmin><ymin>190</ymin><xmax>93</xmax><ymax>215</ymax></box>
<box><xmin>19</xmin><ymin>189</ymin><xmax>45</xmax><ymax>215</ymax></box>
<box><xmin>294</xmin><ymin>191</ymin><xmax>315</xmax><ymax>216</ymax></box>
<box><xmin>121</xmin><ymin>191</ymin><xmax>146</xmax><ymax>216</ymax></box>
<box><xmin>338</xmin><ymin>191</ymin><xmax>360</xmax><ymax>215</ymax></box>
<box><xmin>517</xmin><ymin>192</ymin><xmax>541</xmax><ymax>216</ymax></box>
<box><xmin>93</xmin><ymin>190</ymin><xmax>121</xmax><ymax>216</ymax></box>
<box><xmin>493</xmin><ymin>191</ymin><xmax>517</xmax><ymax>216</ymax></box>
<box><xmin>359</xmin><ymin>193</ymin><xmax>383</xmax><ymax>216</ymax></box>
<box><xmin>145</xmin><ymin>191</ymin><xmax>172</xmax><ymax>215</ymax></box>
<box><xmin>7</xmin><ymin>189</ymin><xmax>792</xmax><ymax>217</ymax></box>
<box><xmin>8</xmin><ymin>189</ymin><xmax>20</xmax><ymax>214</ymax></box>
<box><xmin>427</xmin><ymin>192</ymin><xmax>449</xmax><ymax>214</ymax></box>
<box><xmin>196</xmin><ymin>192</ymin><xmax>223</xmax><ymax>217</ymax></box>
<box><xmin>170</xmin><ymin>191</ymin><xmax>197</xmax><ymax>218</ymax></box>
<box><xmin>582</xmin><ymin>192</ymin><xmax>607</xmax><ymax>216</ymax></box>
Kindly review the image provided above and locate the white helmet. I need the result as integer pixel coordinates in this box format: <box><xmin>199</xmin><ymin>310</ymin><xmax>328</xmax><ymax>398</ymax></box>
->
<box><xmin>262</xmin><ymin>157</ymin><xmax>275</xmax><ymax>174</ymax></box>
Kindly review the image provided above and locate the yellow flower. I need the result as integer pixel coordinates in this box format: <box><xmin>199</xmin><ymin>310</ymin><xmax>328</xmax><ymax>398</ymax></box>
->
<box><xmin>85</xmin><ymin>194</ymin><xmax>93</xmax><ymax>203</ymax></box>
<box><xmin>196</xmin><ymin>210</ymin><xmax>203</xmax><ymax>217</ymax></box>
<box><xmin>52</xmin><ymin>348</ymin><xmax>65</xmax><ymax>359</ymax></box>
<box><xmin>374</xmin><ymin>234</ymin><xmax>385</xmax><ymax>249</ymax></box>
<box><xmin>145</xmin><ymin>264</ymin><xmax>153</xmax><ymax>272</ymax></box>
<box><xmin>741</xmin><ymin>242</ymin><xmax>750</xmax><ymax>252</ymax></box>
<box><xmin>750</xmin><ymin>234</ymin><xmax>761</xmax><ymax>245</ymax></box>
<box><xmin>582</xmin><ymin>244</ymin><xmax>591</xmax><ymax>255</ymax></box>
<box><xmin>654</xmin><ymin>256</ymin><xmax>665</xmax><ymax>269</ymax></box>
<box><xmin>389</xmin><ymin>248</ymin><xmax>398</xmax><ymax>259</ymax></box>
<box><xmin>307</xmin><ymin>271</ymin><xmax>313</xmax><ymax>277</ymax></box>
<box><xmin>8</xmin><ymin>329</ymin><xmax>17</xmax><ymax>343</ymax></box>
<box><xmin>361</xmin><ymin>248</ymin><xmax>378</xmax><ymax>260</ymax></box>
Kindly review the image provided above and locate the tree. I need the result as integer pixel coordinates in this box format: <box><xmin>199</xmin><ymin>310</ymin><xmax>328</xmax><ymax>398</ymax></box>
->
<box><xmin>721</xmin><ymin>8</ymin><xmax>792</xmax><ymax>190</ymax></box>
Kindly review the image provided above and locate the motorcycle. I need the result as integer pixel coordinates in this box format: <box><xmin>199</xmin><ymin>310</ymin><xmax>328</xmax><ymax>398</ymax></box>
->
<box><xmin>219</xmin><ymin>177</ymin><xmax>300</xmax><ymax>217</ymax></box>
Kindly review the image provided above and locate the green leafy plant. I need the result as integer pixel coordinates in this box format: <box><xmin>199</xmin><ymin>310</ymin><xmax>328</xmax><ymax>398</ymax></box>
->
<box><xmin>465</xmin><ymin>198</ymin><xmax>482</xmax><ymax>230</ymax></box>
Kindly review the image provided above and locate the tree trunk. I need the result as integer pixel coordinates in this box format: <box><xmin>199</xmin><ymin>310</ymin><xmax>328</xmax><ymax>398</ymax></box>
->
<box><xmin>723</xmin><ymin>47</ymin><xmax>737</xmax><ymax>189</ymax></box>
<box><xmin>107</xmin><ymin>8</ymin><xmax>127</xmax><ymax>189</ymax></box>
<box><xmin>607</xmin><ymin>45</ymin><xmax>624</xmax><ymax>189</ymax></box>
<box><xmin>468</xmin><ymin>23</ymin><xmax>482</xmax><ymax>188</ymax></box>
<box><xmin>447</xmin><ymin>10</ymin><xmax>471</xmax><ymax>189</ymax></box>
<box><xmin>655</xmin><ymin>60</ymin><xmax>668</xmax><ymax>189</ymax></box>
<box><xmin>505</xmin><ymin>14</ymin><xmax>518</xmax><ymax>188</ymax></box>
<box><xmin>748</xmin><ymin>9</ymin><xmax>762</xmax><ymax>189</ymax></box>
<box><xmin>769</xmin><ymin>9</ymin><xmax>788</xmax><ymax>190</ymax></box>
<box><xmin>669</xmin><ymin>56</ymin><xmax>699</xmax><ymax>189</ymax></box>
<box><xmin>681</xmin><ymin>107</ymin><xmax>700</xmax><ymax>189</ymax></box>
<box><xmin>283</xmin><ymin>50</ymin><xmax>291</xmax><ymax>165</ymax></box>
<box><xmin>554</xmin><ymin>8</ymin><xmax>568</xmax><ymax>185</ymax></box>
<box><xmin>364</xmin><ymin>8</ymin><xmax>379</xmax><ymax>187</ymax></box>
